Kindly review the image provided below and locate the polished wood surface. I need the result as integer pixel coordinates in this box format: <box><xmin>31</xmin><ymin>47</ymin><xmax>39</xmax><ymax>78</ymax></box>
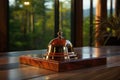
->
<box><xmin>0</xmin><ymin>46</ymin><xmax>120</xmax><ymax>80</ymax></box>
<box><xmin>19</xmin><ymin>53</ymin><xmax>106</xmax><ymax>72</ymax></box>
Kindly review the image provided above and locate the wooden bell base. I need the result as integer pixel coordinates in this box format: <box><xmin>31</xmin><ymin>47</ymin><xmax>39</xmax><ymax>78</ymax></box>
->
<box><xmin>19</xmin><ymin>55</ymin><xmax>106</xmax><ymax>72</ymax></box>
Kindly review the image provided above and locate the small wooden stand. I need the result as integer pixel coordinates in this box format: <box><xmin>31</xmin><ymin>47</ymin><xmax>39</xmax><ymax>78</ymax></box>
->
<box><xmin>19</xmin><ymin>55</ymin><xmax>106</xmax><ymax>72</ymax></box>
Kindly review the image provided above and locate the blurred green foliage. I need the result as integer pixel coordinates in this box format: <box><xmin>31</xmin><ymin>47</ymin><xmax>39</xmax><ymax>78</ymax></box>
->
<box><xmin>83</xmin><ymin>17</ymin><xmax>90</xmax><ymax>46</ymax></box>
<box><xmin>9</xmin><ymin>0</ymin><xmax>71</xmax><ymax>51</ymax></box>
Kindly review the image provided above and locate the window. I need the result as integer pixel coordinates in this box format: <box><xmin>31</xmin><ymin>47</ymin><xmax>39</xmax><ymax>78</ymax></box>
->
<box><xmin>83</xmin><ymin>0</ymin><xmax>115</xmax><ymax>46</ymax></box>
<box><xmin>59</xmin><ymin>0</ymin><xmax>71</xmax><ymax>40</ymax></box>
<box><xmin>7</xmin><ymin>0</ymin><xmax>116</xmax><ymax>51</ymax></box>
<box><xmin>83</xmin><ymin>0</ymin><xmax>98</xmax><ymax>46</ymax></box>
<box><xmin>9</xmin><ymin>0</ymin><xmax>71</xmax><ymax>51</ymax></box>
<box><xmin>9</xmin><ymin>0</ymin><xmax>55</xmax><ymax>51</ymax></box>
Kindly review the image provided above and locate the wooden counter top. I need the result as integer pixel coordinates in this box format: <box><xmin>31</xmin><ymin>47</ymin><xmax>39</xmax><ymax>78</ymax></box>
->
<box><xmin>0</xmin><ymin>46</ymin><xmax>120</xmax><ymax>80</ymax></box>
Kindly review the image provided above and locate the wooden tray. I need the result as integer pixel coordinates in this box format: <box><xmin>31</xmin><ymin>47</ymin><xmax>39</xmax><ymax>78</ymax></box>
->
<box><xmin>19</xmin><ymin>55</ymin><xmax>106</xmax><ymax>72</ymax></box>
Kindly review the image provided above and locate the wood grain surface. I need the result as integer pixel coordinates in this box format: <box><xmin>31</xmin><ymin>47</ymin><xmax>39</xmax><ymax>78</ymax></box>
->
<box><xmin>0</xmin><ymin>46</ymin><xmax>120</xmax><ymax>80</ymax></box>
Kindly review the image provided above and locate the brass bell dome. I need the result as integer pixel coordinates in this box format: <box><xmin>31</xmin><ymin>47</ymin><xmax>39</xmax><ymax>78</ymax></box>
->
<box><xmin>45</xmin><ymin>31</ymin><xmax>77</xmax><ymax>61</ymax></box>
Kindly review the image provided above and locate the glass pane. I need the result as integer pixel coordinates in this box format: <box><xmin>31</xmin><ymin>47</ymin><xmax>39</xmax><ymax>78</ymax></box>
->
<box><xmin>83</xmin><ymin>0</ymin><xmax>90</xmax><ymax>46</ymax></box>
<box><xmin>59</xmin><ymin>0</ymin><xmax>71</xmax><ymax>41</ymax></box>
<box><xmin>83</xmin><ymin>0</ymin><xmax>115</xmax><ymax>46</ymax></box>
<box><xmin>9</xmin><ymin>0</ymin><xmax>54</xmax><ymax>51</ymax></box>
<box><xmin>107</xmin><ymin>0</ymin><xmax>115</xmax><ymax>16</ymax></box>
<box><xmin>83</xmin><ymin>0</ymin><xmax>97</xmax><ymax>46</ymax></box>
